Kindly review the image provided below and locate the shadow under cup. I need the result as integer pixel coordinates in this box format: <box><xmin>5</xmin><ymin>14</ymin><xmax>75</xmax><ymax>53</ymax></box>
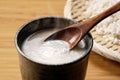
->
<box><xmin>15</xmin><ymin>17</ymin><xmax>93</xmax><ymax>80</ymax></box>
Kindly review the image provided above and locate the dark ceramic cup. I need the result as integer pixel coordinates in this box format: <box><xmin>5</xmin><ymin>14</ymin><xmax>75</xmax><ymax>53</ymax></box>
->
<box><xmin>15</xmin><ymin>17</ymin><xmax>93</xmax><ymax>80</ymax></box>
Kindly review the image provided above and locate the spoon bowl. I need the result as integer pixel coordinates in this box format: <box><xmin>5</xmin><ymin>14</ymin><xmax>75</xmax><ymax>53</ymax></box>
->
<box><xmin>45</xmin><ymin>27</ymin><xmax>82</xmax><ymax>48</ymax></box>
<box><xmin>45</xmin><ymin>1</ymin><xmax>120</xmax><ymax>49</ymax></box>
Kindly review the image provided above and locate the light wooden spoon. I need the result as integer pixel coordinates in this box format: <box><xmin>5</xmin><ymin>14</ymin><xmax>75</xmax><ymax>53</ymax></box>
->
<box><xmin>45</xmin><ymin>1</ymin><xmax>120</xmax><ymax>49</ymax></box>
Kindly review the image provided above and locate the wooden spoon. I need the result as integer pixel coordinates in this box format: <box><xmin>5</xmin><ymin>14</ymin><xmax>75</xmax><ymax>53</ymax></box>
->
<box><xmin>45</xmin><ymin>1</ymin><xmax>120</xmax><ymax>49</ymax></box>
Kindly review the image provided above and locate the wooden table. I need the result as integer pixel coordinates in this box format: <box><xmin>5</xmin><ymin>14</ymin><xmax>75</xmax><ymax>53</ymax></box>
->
<box><xmin>0</xmin><ymin>0</ymin><xmax>120</xmax><ymax>80</ymax></box>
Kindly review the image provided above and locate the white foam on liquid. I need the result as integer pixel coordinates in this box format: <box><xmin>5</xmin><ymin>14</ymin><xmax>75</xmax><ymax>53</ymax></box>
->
<box><xmin>22</xmin><ymin>29</ymin><xmax>85</xmax><ymax>65</ymax></box>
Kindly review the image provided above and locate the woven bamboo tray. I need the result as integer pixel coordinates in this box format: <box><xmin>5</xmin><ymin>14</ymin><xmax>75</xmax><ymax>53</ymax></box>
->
<box><xmin>64</xmin><ymin>0</ymin><xmax>120</xmax><ymax>62</ymax></box>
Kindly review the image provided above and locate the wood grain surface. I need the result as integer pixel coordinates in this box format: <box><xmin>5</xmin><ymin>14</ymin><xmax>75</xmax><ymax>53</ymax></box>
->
<box><xmin>0</xmin><ymin>0</ymin><xmax>120</xmax><ymax>80</ymax></box>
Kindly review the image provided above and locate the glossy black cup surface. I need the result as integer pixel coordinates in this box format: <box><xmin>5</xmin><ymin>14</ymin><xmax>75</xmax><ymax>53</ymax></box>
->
<box><xmin>15</xmin><ymin>17</ymin><xmax>93</xmax><ymax>80</ymax></box>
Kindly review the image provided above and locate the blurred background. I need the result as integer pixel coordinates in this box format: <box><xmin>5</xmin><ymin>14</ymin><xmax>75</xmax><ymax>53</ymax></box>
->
<box><xmin>0</xmin><ymin>0</ymin><xmax>120</xmax><ymax>80</ymax></box>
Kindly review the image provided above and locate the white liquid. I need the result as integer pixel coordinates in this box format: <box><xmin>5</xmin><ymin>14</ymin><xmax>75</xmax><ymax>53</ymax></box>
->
<box><xmin>22</xmin><ymin>29</ymin><xmax>86</xmax><ymax>65</ymax></box>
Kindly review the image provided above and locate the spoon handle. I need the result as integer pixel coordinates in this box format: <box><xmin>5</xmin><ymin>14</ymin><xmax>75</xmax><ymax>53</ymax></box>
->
<box><xmin>77</xmin><ymin>1</ymin><xmax>120</xmax><ymax>37</ymax></box>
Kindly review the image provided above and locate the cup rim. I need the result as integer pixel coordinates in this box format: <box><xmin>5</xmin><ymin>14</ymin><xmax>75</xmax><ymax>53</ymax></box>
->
<box><xmin>15</xmin><ymin>16</ymin><xmax>93</xmax><ymax>66</ymax></box>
